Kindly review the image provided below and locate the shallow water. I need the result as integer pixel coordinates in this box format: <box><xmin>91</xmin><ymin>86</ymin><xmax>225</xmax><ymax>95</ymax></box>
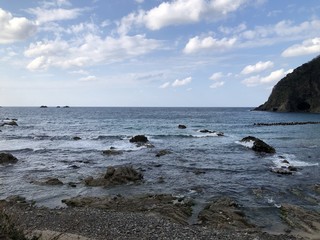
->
<box><xmin>0</xmin><ymin>107</ymin><xmax>319</xmax><ymax>230</ymax></box>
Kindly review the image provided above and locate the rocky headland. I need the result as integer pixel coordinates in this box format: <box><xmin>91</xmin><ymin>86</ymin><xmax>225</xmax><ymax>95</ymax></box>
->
<box><xmin>255</xmin><ymin>55</ymin><xmax>320</xmax><ymax>113</ymax></box>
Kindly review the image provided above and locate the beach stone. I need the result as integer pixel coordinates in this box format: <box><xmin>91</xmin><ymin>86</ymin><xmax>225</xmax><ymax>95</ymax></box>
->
<box><xmin>241</xmin><ymin>136</ymin><xmax>275</xmax><ymax>153</ymax></box>
<box><xmin>85</xmin><ymin>166</ymin><xmax>143</xmax><ymax>187</ymax></box>
<box><xmin>0</xmin><ymin>153</ymin><xmax>18</xmax><ymax>164</ymax></box>
<box><xmin>129</xmin><ymin>135</ymin><xmax>148</xmax><ymax>143</ymax></box>
<box><xmin>178</xmin><ymin>124</ymin><xmax>187</xmax><ymax>129</ymax></box>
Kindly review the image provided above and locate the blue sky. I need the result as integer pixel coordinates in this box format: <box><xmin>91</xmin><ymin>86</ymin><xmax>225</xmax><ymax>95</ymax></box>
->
<box><xmin>1</xmin><ymin>0</ymin><xmax>320</xmax><ymax>107</ymax></box>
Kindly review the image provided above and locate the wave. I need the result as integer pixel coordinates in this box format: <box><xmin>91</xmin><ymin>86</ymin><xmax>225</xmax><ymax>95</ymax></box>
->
<box><xmin>235</xmin><ymin>140</ymin><xmax>254</xmax><ymax>149</ymax></box>
<box><xmin>271</xmin><ymin>154</ymin><xmax>319</xmax><ymax>168</ymax></box>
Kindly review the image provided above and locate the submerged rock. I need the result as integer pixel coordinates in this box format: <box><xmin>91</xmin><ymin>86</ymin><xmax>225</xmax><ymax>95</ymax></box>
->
<box><xmin>85</xmin><ymin>166</ymin><xmax>143</xmax><ymax>187</ymax></box>
<box><xmin>102</xmin><ymin>149</ymin><xmax>123</xmax><ymax>156</ymax></box>
<box><xmin>44</xmin><ymin>178</ymin><xmax>64</xmax><ymax>185</ymax></box>
<box><xmin>155</xmin><ymin>149</ymin><xmax>171</xmax><ymax>157</ymax></box>
<box><xmin>241</xmin><ymin>136</ymin><xmax>275</xmax><ymax>154</ymax></box>
<box><xmin>0</xmin><ymin>153</ymin><xmax>18</xmax><ymax>164</ymax></box>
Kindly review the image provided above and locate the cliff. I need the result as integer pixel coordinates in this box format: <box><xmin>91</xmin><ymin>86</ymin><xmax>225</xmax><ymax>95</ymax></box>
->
<box><xmin>255</xmin><ymin>55</ymin><xmax>320</xmax><ymax>113</ymax></box>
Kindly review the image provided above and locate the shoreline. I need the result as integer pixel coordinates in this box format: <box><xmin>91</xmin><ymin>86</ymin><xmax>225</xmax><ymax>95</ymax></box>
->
<box><xmin>1</xmin><ymin>193</ymin><xmax>320</xmax><ymax>240</ymax></box>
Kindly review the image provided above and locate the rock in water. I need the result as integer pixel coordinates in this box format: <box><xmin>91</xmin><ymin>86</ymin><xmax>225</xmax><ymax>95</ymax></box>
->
<box><xmin>0</xmin><ymin>153</ymin><xmax>18</xmax><ymax>164</ymax></box>
<box><xmin>178</xmin><ymin>124</ymin><xmax>187</xmax><ymax>129</ymax></box>
<box><xmin>129</xmin><ymin>135</ymin><xmax>148</xmax><ymax>143</ymax></box>
<box><xmin>241</xmin><ymin>136</ymin><xmax>275</xmax><ymax>154</ymax></box>
<box><xmin>255</xmin><ymin>55</ymin><xmax>320</xmax><ymax>113</ymax></box>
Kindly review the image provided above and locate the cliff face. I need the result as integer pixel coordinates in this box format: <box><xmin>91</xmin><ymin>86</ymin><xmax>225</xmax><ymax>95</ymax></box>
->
<box><xmin>255</xmin><ymin>56</ymin><xmax>320</xmax><ymax>113</ymax></box>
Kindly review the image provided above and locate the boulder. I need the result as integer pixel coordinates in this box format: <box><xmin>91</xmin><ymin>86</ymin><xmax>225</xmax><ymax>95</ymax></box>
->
<box><xmin>85</xmin><ymin>166</ymin><xmax>143</xmax><ymax>187</ymax></box>
<box><xmin>241</xmin><ymin>136</ymin><xmax>275</xmax><ymax>154</ymax></box>
<box><xmin>129</xmin><ymin>135</ymin><xmax>148</xmax><ymax>143</ymax></box>
<box><xmin>178</xmin><ymin>124</ymin><xmax>187</xmax><ymax>129</ymax></box>
<box><xmin>0</xmin><ymin>153</ymin><xmax>18</xmax><ymax>164</ymax></box>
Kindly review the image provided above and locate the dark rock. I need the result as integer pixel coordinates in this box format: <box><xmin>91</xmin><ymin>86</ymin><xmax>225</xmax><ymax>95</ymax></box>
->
<box><xmin>63</xmin><ymin>106</ymin><xmax>70</xmax><ymax>108</ymax></box>
<box><xmin>288</xmin><ymin>166</ymin><xmax>298</xmax><ymax>171</ymax></box>
<box><xmin>199</xmin><ymin>129</ymin><xmax>213</xmax><ymax>133</ymax></box>
<box><xmin>155</xmin><ymin>149</ymin><xmax>171</xmax><ymax>157</ymax></box>
<box><xmin>241</xmin><ymin>136</ymin><xmax>275</xmax><ymax>154</ymax></box>
<box><xmin>1</xmin><ymin>121</ymin><xmax>18</xmax><ymax>127</ymax></box>
<box><xmin>85</xmin><ymin>166</ymin><xmax>143</xmax><ymax>187</ymax></box>
<box><xmin>129</xmin><ymin>135</ymin><xmax>148</xmax><ymax>143</ymax></box>
<box><xmin>68</xmin><ymin>182</ymin><xmax>77</xmax><ymax>188</ymax></box>
<box><xmin>282</xmin><ymin>160</ymin><xmax>290</xmax><ymax>164</ymax></box>
<box><xmin>0</xmin><ymin>153</ymin><xmax>18</xmax><ymax>164</ymax></box>
<box><xmin>40</xmin><ymin>105</ymin><xmax>48</xmax><ymax>108</ymax></box>
<box><xmin>73</xmin><ymin>136</ymin><xmax>81</xmax><ymax>140</ymax></box>
<box><xmin>255</xmin><ymin>55</ymin><xmax>320</xmax><ymax>113</ymax></box>
<box><xmin>102</xmin><ymin>149</ymin><xmax>123</xmax><ymax>156</ymax></box>
<box><xmin>178</xmin><ymin>124</ymin><xmax>187</xmax><ymax>129</ymax></box>
<box><xmin>44</xmin><ymin>178</ymin><xmax>63</xmax><ymax>185</ymax></box>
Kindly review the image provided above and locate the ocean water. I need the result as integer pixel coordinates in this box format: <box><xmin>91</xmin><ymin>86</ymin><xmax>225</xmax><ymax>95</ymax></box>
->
<box><xmin>0</xmin><ymin>107</ymin><xmax>319</xmax><ymax>229</ymax></box>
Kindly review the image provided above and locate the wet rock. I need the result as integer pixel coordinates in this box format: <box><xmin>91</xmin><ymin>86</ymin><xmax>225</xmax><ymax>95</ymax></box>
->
<box><xmin>40</xmin><ymin>105</ymin><xmax>48</xmax><ymax>108</ymax></box>
<box><xmin>62</xmin><ymin>194</ymin><xmax>194</xmax><ymax>224</ymax></box>
<box><xmin>129</xmin><ymin>135</ymin><xmax>148</xmax><ymax>143</ymax></box>
<box><xmin>0</xmin><ymin>153</ymin><xmax>18</xmax><ymax>164</ymax></box>
<box><xmin>68</xmin><ymin>182</ymin><xmax>77</xmax><ymax>188</ymax></box>
<box><xmin>280</xmin><ymin>203</ymin><xmax>320</xmax><ymax>238</ymax></box>
<box><xmin>73</xmin><ymin>136</ymin><xmax>81</xmax><ymax>141</ymax></box>
<box><xmin>1</xmin><ymin>120</ymin><xmax>18</xmax><ymax>127</ymax></box>
<box><xmin>102</xmin><ymin>149</ymin><xmax>123</xmax><ymax>156</ymax></box>
<box><xmin>44</xmin><ymin>178</ymin><xmax>63</xmax><ymax>185</ymax></box>
<box><xmin>199</xmin><ymin>129</ymin><xmax>213</xmax><ymax>133</ymax></box>
<box><xmin>85</xmin><ymin>166</ymin><xmax>143</xmax><ymax>187</ymax></box>
<box><xmin>178</xmin><ymin>124</ymin><xmax>187</xmax><ymax>129</ymax></box>
<box><xmin>241</xmin><ymin>136</ymin><xmax>275</xmax><ymax>154</ymax></box>
<box><xmin>198</xmin><ymin>197</ymin><xmax>254</xmax><ymax>229</ymax></box>
<box><xmin>155</xmin><ymin>149</ymin><xmax>171</xmax><ymax>157</ymax></box>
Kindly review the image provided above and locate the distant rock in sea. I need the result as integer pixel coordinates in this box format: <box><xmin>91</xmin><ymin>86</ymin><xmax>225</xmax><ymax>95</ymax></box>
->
<box><xmin>40</xmin><ymin>105</ymin><xmax>48</xmax><ymax>108</ymax></box>
<box><xmin>255</xmin><ymin>55</ymin><xmax>320</xmax><ymax>113</ymax></box>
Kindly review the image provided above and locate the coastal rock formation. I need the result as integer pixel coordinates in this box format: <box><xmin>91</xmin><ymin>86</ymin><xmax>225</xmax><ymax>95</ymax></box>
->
<box><xmin>255</xmin><ymin>55</ymin><xmax>320</xmax><ymax>112</ymax></box>
<box><xmin>129</xmin><ymin>135</ymin><xmax>148</xmax><ymax>143</ymax></box>
<box><xmin>0</xmin><ymin>153</ymin><xmax>18</xmax><ymax>164</ymax></box>
<box><xmin>85</xmin><ymin>166</ymin><xmax>143</xmax><ymax>187</ymax></box>
<box><xmin>241</xmin><ymin>136</ymin><xmax>275</xmax><ymax>154</ymax></box>
<box><xmin>198</xmin><ymin>197</ymin><xmax>253</xmax><ymax>229</ymax></box>
<box><xmin>62</xmin><ymin>194</ymin><xmax>194</xmax><ymax>224</ymax></box>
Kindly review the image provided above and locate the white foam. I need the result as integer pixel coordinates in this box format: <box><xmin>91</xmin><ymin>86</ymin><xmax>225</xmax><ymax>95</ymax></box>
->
<box><xmin>235</xmin><ymin>140</ymin><xmax>254</xmax><ymax>149</ymax></box>
<box><xmin>272</xmin><ymin>154</ymin><xmax>319</xmax><ymax>168</ymax></box>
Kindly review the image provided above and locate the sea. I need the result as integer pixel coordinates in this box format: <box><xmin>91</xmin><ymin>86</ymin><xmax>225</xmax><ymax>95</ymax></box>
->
<box><xmin>0</xmin><ymin>107</ymin><xmax>319</xmax><ymax>231</ymax></box>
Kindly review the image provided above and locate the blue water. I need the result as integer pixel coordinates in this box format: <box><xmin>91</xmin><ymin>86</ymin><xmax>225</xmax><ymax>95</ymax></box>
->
<box><xmin>0</xmin><ymin>107</ymin><xmax>319</xmax><ymax>230</ymax></box>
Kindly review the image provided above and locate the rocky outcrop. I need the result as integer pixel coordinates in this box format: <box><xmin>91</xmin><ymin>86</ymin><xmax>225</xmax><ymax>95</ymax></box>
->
<box><xmin>178</xmin><ymin>125</ymin><xmax>187</xmax><ymax>129</ymax></box>
<box><xmin>0</xmin><ymin>153</ymin><xmax>18</xmax><ymax>164</ymax></box>
<box><xmin>62</xmin><ymin>194</ymin><xmax>194</xmax><ymax>224</ymax></box>
<box><xmin>241</xmin><ymin>136</ymin><xmax>275</xmax><ymax>154</ymax></box>
<box><xmin>85</xmin><ymin>166</ymin><xmax>143</xmax><ymax>187</ymax></box>
<box><xmin>255</xmin><ymin>55</ymin><xmax>320</xmax><ymax>113</ymax></box>
<box><xmin>129</xmin><ymin>135</ymin><xmax>148</xmax><ymax>143</ymax></box>
<box><xmin>198</xmin><ymin>197</ymin><xmax>253</xmax><ymax>229</ymax></box>
<box><xmin>199</xmin><ymin>129</ymin><xmax>224</xmax><ymax>136</ymax></box>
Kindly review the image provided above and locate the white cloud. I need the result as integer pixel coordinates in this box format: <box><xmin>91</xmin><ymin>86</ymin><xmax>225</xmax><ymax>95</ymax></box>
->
<box><xmin>210</xmin><ymin>81</ymin><xmax>224</xmax><ymax>88</ymax></box>
<box><xmin>0</xmin><ymin>8</ymin><xmax>37</xmax><ymax>44</ymax></box>
<box><xmin>242</xmin><ymin>69</ymin><xmax>293</xmax><ymax>87</ymax></box>
<box><xmin>79</xmin><ymin>75</ymin><xmax>97</xmax><ymax>81</ymax></box>
<box><xmin>172</xmin><ymin>77</ymin><xmax>192</xmax><ymax>87</ymax></box>
<box><xmin>209</xmin><ymin>72</ymin><xmax>224</xmax><ymax>81</ymax></box>
<box><xmin>241</xmin><ymin>61</ymin><xmax>274</xmax><ymax>75</ymax></box>
<box><xmin>183</xmin><ymin>36</ymin><xmax>236</xmax><ymax>54</ymax></box>
<box><xmin>24</xmin><ymin>34</ymin><xmax>161</xmax><ymax>71</ymax></box>
<box><xmin>27</xmin><ymin>7</ymin><xmax>83</xmax><ymax>23</ymax></box>
<box><xmin>159</xmin><ymin>82</ymin><xmax>171</xmax><ymax>89</ymax></box>
<box><xmin>282</xmin><ymin>38</ymin><xmax>320</xmax><ymax>57</ymax></box>
<box><xmin>118</xmin><ymin>0</ymin><xmax>247</xmax><ymax>34</ymax></box>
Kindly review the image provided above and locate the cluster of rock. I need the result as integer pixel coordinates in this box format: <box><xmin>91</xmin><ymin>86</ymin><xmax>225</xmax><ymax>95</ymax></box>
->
<box><xmin>254</xmin><ymin>121</ymin><xmax>320</xmax><ymax>126</ymax></box>
<box><xmin>270</xmin><ymin>157</ymin><xmax>298</xmax><ymax>175</ymax></box>
<box><xmin>199</xmin><ymin>129</ymin><xmax>224</xmax><ymax>136</ymax></box>
<box><xmin>0</xmin><ymin>119</ymin><xmax>18</xmax><ymax>127</ymax></box>
<box><xmin>84</xmin><ymin>166</ymin><xmax>143</xmax><ymax>187</ymax></box>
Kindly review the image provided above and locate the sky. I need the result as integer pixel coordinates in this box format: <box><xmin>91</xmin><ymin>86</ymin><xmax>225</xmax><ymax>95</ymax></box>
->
<box><xmin>1</xmin><ymin>0</ymin><xmax>320</xmax><ymax>107</ymax></box>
